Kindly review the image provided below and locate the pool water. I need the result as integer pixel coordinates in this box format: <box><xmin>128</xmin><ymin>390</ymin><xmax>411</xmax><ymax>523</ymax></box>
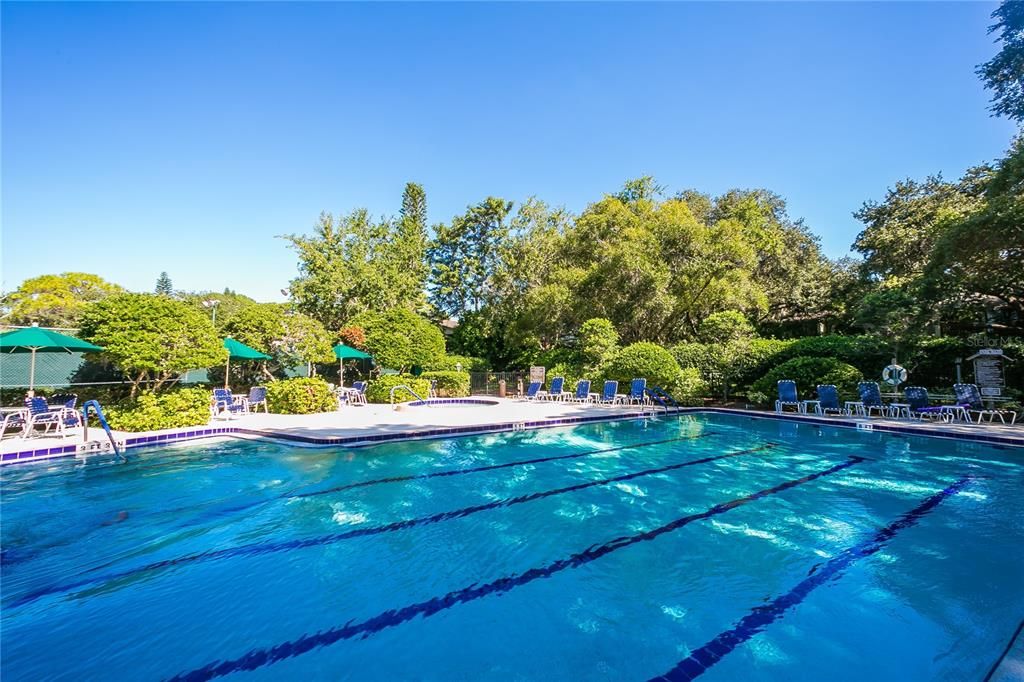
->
<box><xmin>1</xmin><ymin>413</ymin><xmax>1021</xmax><ymax>681</ymax></box>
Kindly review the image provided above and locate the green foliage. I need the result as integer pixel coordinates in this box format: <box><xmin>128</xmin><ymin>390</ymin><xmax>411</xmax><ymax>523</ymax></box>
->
<box><xmin>104</xmin><ymin>388</ymin><xmax>210</xmax><ymax>432</ymax></box>
<box><xmin>1</xmin><ymin>272</ymin><xmax>124</xmax><ymax>327</ymax></box>
<box><xmin>365</xmin><ymin>375</ymin><xmax>431</xmax><ymax>404</ymax></box>
<box><xmin>673</xmin><ymin>367</ymin><xmax>710</xmax><ymax>406</ymax></box>
<box><xmin>977</xmin><ymin>1</ymin><xmax>1024</xmax><ymax>121</ymax></box>
<box><xmin>222</xmin><ymin>303</ymin><xmax>334</xmax><ymax>382</ymax></box>
<box><xmin>182</xmin><ymin>290</ymin><xmax>257</xmax><ymax>330</ymax></box>
<box><xmin>420</xmin><ymin>371</ymin><xmax>470</xmax><ymax>397</ymax></box>
<box><xmin>265</xmin><ymin>377</ymin><xmax>335</xmax><ymax>414</ymax></box>
<box><xmin>546</xmin><ymin>362</ymin><xmax>585</xmax><ymax>389</ymax></box>
<box><xmin>602</xmin><ymin>342</ymin><xmax>685</xmax><ymax>394</ymax></box>
<box><xmin>284</xmin><ymin>185</ymin><xmax>430</xmax><ymax>330</ymax></box>
<box><xmin>578</xmin><ymin>318</ymin><xmax>619</xmax><ymax>367</ymax></box>
<box><xmin>921</xmin><ymin>135</ymin><xmax>1024</xmax><ymax>325</ymax></box>
<box><xmin>429</xmin><ymin>196</ymin><xmax>514</xmax><ymax>318</ymax></box>
<box><xmin>751</xmin><ymin>357</ymin><xmax>863</xmax><ymax>402</ymax></box>
<box><xmin>155</xmin><ymin>272</ymin><xmax>174</xmax><ymax>296</ymax></box>
<box><xmin>423</xmin><ymin>355</ymin><xmax>488</xmax><ymax>372</ymax></box>
<box><xmin>348</xmin><ymin>308</ymin><xmax>445</xmax><ymax>373</ymax></box>
<box><xmin>697</xmin><ymin>311</ymin><xmax>756</xmax><ymax>344</ymax></box>
<box><xmin>79</xmin><ymin>293</ymin><xmax>226</xmax><ymax>396</ymax></box>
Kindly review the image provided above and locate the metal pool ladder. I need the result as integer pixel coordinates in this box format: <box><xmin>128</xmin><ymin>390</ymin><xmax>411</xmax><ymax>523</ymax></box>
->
<box><xmin>389</xmin><ymin>385</ymin><xmax>429</xmax><ymax>408</ymax></box>
<box><xmin>81</xmin><ymin>400</ymin><xmax>124</xmax><ymax>460</ymax></box>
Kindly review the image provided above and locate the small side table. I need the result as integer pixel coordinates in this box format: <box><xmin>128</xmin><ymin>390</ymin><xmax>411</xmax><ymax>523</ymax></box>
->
<box><xmin>845</xmin><ymin>401</ymin><xmax>865</xmax><ymax>417</ymax></box>
<box><xmin>889</xmin><ymin>403</ymin><xmax>912</xmax><ymax>419</ymax></box>
<box><xmin>801</xmin><ymin>400</ymin><xmax>821</xmax><ymax>415</ymax></box>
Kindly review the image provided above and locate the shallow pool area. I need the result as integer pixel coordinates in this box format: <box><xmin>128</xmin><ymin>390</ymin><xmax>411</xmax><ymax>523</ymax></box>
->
<box><xmin>1</xmin><ymin>413</ymin><xmax>1021</xmax><ymax>680</ymax></box>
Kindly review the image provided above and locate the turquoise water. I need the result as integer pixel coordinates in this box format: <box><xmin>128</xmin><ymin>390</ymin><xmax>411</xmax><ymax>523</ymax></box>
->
<box><xmin>1</xmin><ymin>413</ymin><xmax>1021</xmax><ymax>681</ymax></box>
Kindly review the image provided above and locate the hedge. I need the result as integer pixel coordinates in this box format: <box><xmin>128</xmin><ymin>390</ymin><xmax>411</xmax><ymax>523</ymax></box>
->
<box><xmin>420</xmin><ymin>371</ymin><xmax>470</xmax><ymax>397</ymax></box>
<box><xmin>365</xmin><ymin>375</ymin><xmax>431</xmax><ymax>404</ymax></box>
<box><xmin>423</xmin><ymin>355</ymin><xmax>488</xmax><ymax>372</ymax></box>
<box><xmin>103</xmin><ymin>388</ymin><xmax>211</xmax><ymax>431</ymax></box>
<box><xmin>750</xmin><ymin>356</ymin><xmax>863</xmax><ymax>403</ymax></box>
<box><xmin>265</xmin><ymin>377</ymin><xmax>335</xmax><ymax>414</ymax></box>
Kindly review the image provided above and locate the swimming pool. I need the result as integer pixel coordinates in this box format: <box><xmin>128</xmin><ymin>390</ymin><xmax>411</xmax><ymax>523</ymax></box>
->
<box><xmin>1</xmin><ymin>413</ymin><xmax>1021</xmax><ymax>680</ymax></box>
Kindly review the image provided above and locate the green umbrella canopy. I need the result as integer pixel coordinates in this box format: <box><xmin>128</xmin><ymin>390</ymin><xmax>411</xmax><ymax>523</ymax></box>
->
<box><xmin>0</xmin><ymin>326</ymin><xmax>102</xmax><ymax>353</ymax></box>
<box><xmin>333</xmin><ymin>343</ymin><xmax>371</xmax><ymax>360</ymax></box>
<box><xmin>223</xmin><ymin>337</ymin><xmax>270</xmax><ymax>361</ymax></box>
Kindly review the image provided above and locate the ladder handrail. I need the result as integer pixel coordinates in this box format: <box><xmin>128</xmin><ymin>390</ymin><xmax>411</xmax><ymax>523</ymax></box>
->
<box><xmin>82</xmin><ymin>400</ymin><xmax>123</xmax><ymax>460</ymax></box>
<box><xmin>389</xmin><ymin>384</ymin><xmax>428</xmax><ymax>407</ymax></box>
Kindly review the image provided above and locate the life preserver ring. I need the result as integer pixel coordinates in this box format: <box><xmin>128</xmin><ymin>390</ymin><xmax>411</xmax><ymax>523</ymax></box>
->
<box><xmin>882</xmin><ymin>364</ymin><xmax>907</xmax><ymax>386</ymax></box>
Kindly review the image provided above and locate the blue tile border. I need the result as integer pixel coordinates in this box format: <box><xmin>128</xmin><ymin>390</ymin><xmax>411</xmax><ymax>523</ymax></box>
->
<box><xmin>1</xmin><ymin>405</ymin><xmax>1020</xmax><ymax>466</ymax></box>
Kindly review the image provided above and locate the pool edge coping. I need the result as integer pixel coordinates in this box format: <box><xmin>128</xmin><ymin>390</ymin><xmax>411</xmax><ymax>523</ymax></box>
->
<box><xmin>2</xmin><ymin>406</ymin><xmax>1021</xmax><ymax>466</ymax></box>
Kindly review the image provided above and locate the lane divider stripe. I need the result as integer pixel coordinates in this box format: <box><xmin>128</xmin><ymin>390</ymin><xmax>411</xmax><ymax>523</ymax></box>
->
<box><xmin>648</xmin><ymin>474</ymin><xmax>975</xmax><ymax>682</ymax></box>
<box><xmin>166</xmin><ymin>456</ymin><xmax>865</xmax><ymax>681</ymax></box>
<box><xmin>6</xmin><ymin>439</ymin><xmax>764</xmax><ymax>610</ymax></box>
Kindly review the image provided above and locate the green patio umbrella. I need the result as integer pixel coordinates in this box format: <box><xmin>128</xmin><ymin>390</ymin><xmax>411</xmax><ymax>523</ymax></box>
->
<box><xmin>223</xmin><ymin>337</ymin><xmax>271</xmax><ymax>389</ymax></box>
<box><xmin>0</xmin><ymin>324</ymin><xmax>103</xmax><ymax>395</ymax></box>
<box><xmin>333</xmin><ymin>343</ymin><xmax>371</xmax><ymax>386</ymax></box>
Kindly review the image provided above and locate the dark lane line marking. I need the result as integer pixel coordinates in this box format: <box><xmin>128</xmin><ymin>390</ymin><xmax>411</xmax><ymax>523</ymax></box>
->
<box><xmin>165</xmin><ymin>456</ymin><xmax>865</xmax><ymax>682</ymax></box>
<box><xmin>983</xmin><ymin>618</ymin><xmax>1024</xmax><ymax>682</ymax></box>
<box><xmin>290</xmin><ymin>431</ymin><xmax>724</xmax><ymax>498</ymax></box>
<box><xmin>6</xmin><ymin>440</ymin><xmax>764</xmax><ymax>610</ymax></box>
<box><xmin>649</xmin><ymin>474</ymin><xmax>974</xmax><ymax>682</ymax></box>
<box><xmin>159</xmin><ymin>431</ymin><xmax>725</xmax><ymax>531</ymax></box>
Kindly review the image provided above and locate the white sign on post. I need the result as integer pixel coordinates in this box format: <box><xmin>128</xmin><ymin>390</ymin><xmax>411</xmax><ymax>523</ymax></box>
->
<box><xmin>529</xmin><ymin>366</ymin><xmax>546</xmax><ymax>385</ymax></box>
<box><xmin>969</xmin><ymin>348</ymin><xmax>1007</xmax><ymax>398</ymax></box>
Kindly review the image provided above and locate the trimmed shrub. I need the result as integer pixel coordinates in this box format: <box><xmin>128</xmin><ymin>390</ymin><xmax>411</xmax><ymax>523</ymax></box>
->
<box><xmin>104</xmin><ymin>388</ymin><xmax>210</xmax><ymax>432</ymax></box>
<box><xmin>421</xmin><ymin>371</ymin><xmax>470</xmax><ymax>397</ymax></box>
<box><xmin>265</xmin><ymin>377</ymin><xmax>335</xmax><ymax>414</ymax></box>
<box><xmin>603</xmin><ymin>342</ymin><xmax>683</xmax><ymax>392</ymax></box>
<box><xmin>751</xmin><ymin>356</ymin><xmax>863</xmax><ymax>403</ymax></box>
<box><xmin>365</xmin><ymin>375</ymin><xmax>431</xmax><ymax>404</ymax></box>
<box><xmin>348</xmin><ymin>309</ymin><xmax>446</xmax><ymax>373</ymax></box>
<box><xmin>423</xmin><ymin>355</ymin><xmax>488</xmax><ymax>372</ymax></box>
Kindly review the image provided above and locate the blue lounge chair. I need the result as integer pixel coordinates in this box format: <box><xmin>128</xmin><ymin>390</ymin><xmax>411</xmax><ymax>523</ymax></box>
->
<box><xmin>904</xmin><ymin>386</ymin><xmax>946</xmax><ymax>420</ymax></box>
<box><xmin>24</xmin><ymin>396</ymin><xmax>80</xmax><ymax>437</ymax></box>
<box><xmin>523</xmin><ymin>381</ymin><xmax>542</xmax><ymax>400</ymax></box>
<box><xmin>538</xmin><ymin>376</ymin><xmax>565</xmax><ymax>401</ymax></box>
<box><xmin>570</xmin><ymin>379</ymin><xmax>592</xmax><ymax>403</ymax></box>
<box><xmin>814</xmin><ymin>385</ymin><xmax>845</xmax><ymax>416</ymax></box>
<box><xmin>212</xmin><ymin>388</ymin><xmax>246</xmax><ymax>418</ymax></box>
<box><xmin>857</xmin><ymin>382</ymin><xmax>889</xmax><ymax>418</ymax></box>
<box><xmin>598</xmin><ymin>380</ymin><xmax>618</xmax><ymax>405</ymax></box>
<box><xmin>246</xmin><ymin>386</ymin><xmax>268</xmax><ymax>413</ymax></box>
<box><xmin>953</xmin><ymin>383</ymin><xmax>1017</xmax><ymax>425</ymax></box>
<box><xmin>775</xmin><ymin>380</ymin><xmax>800</xmax><ymax>413</ymax></box>
<box><xmin>620</xmin><ymin>378</ymin><xmax>648</xmax><ymax>406</ymax></box>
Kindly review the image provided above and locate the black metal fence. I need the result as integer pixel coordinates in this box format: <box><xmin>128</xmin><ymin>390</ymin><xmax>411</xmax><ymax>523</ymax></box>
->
<box><xmin>469</xmin><ymin>371</ymin><xmax>529</xmax><ymax>397</ymax></box>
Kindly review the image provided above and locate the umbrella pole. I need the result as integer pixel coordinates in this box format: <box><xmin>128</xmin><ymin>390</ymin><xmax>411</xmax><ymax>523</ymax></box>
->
<box><xmin>28</xmin><ymin>347</ymin><xmax>37</xmax><ymax>397</ymax></box>
<box><xmin>225</xmin><ymin>356</ymin><xmax>230</xmax><ymax>390</ymax></box>
<box><xmin>339</xmin><ymin>358</ymin><xmax>344</xmax><ymax>387</ymax></box>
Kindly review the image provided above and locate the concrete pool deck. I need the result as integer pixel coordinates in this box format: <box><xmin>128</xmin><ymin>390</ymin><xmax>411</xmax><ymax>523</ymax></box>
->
<box><xmin>1</xmin><ymin>399</ymin><xmax>1022</xmax><ymax>465</ymax></box>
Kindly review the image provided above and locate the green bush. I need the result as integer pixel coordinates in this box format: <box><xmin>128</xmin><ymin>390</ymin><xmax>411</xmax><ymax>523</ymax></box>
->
<box><xmin>751</xmin><ymin>356</ymin><xmax>863</xmax><ymax>403</ymax></box>
<box><xmin>603</xmin><ymin>342</ymin><xmax>683</xmax><ymax>390</ymax></box>
<box><xmin>422</xmin><ymin>355</ymin><xmax>488</xmax><ymax>372</ymax></box>
<box><xmin>420</xmin><ymin>371</ymin><xmax>470</xmax><ymax>397</ymax></box>
<box><xmin>672</xmin><ymin>367</ymin><xmax>709</xmax><ymax>406</ymax></box>
<box><xmin>348</xmin><ymin>309</ymin><xmax>446</xmax><ymax>373</ymax></box>
<box><xmin>365</xmin><ymin>375</ymin><xmax>431</xmax><ymax>404</ymax></box>
<box><xmin>776</xmin><ymin>335</ymin><xmax>891</xmax><ymax>375</ymax></box>
<box><xmin>265</xmin><ymin>377</ymin><xmax>335</xmax><ymax>414</ymax></box>
<box><xmin>697</xmin><ymin>311</ymin><xmax>755</xmax><ymax>344</ymax></box>
<box><xmin>104</xmin><ymin>388</ymin><xmax>211</xmax><ymax>432</ymax></box>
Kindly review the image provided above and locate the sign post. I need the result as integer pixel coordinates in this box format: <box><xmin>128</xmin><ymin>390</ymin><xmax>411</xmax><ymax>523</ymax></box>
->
<box><xmin>966</xmin><ymin>348</ymin><xmax>1010</xmax><ymax>406</ymax></box>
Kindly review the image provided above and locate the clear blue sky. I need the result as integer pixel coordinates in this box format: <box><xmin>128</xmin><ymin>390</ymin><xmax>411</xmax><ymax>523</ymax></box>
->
<box><xmin>2</xmin><ymin>1</ymin><xmax>1015</xmax><ymax>302</ymax></box>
